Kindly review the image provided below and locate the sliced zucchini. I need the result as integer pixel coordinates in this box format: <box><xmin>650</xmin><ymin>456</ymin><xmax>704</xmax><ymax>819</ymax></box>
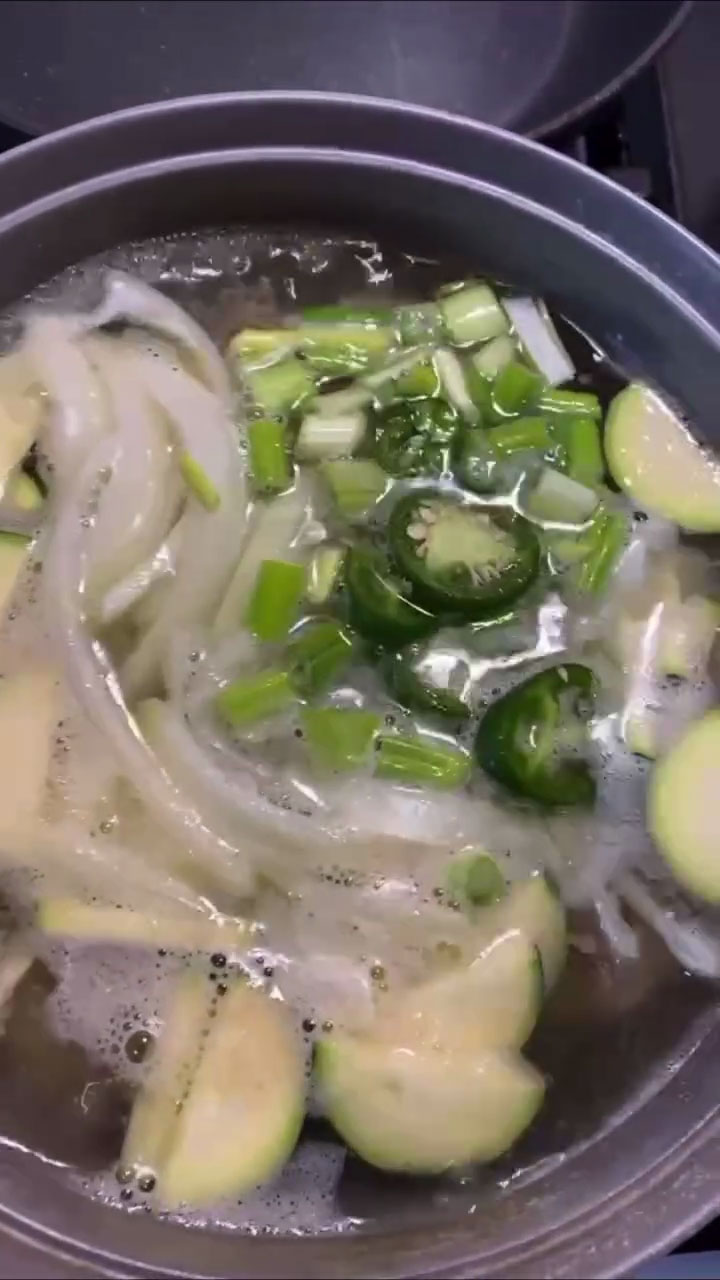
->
<box><xmin>605</xmin><ymin>383</ymin><xmax>720</xmax><ymax>532</ymax></box>
<box><xmin>121</xmin><ymin>971</ymin><xmax>213</xmax><ymax>1182</ymax></box>
<box><xmin>376</xmin><ymin>928</ymin><xmax>541</xmax><ymax>1051</ymax></box>
<box><xmin>0</xmin><ymin>668</ymin><xmax>59</xmax><ymax>831</ymax></box>
<box><xmin>316</xmin><ymin>1036</ymin><xmax>543</xmax><ymax>1174</ymax></box>
<box><xmin>157</xmin><ymin>981</ymin><xmax>305</xmax><ymax>1208</ymax></box>
<box><xmin>649</xmin><ymin>709</ymin><xmax>720</xmax><ymax>903</ymax></box>
<box><xmin>0</xmin><ymin>532</ymin><xmax>30</xmax><ymax>614</ymax></box>
<box><xmin>36</xmin><ymin>899</ymin><xmax>249</xmax><ymax>956</ymax></box>
<box><xmin>487</xmin><ymin>876</ymin><xmax>566</xmax><ymax>991</ymax></box>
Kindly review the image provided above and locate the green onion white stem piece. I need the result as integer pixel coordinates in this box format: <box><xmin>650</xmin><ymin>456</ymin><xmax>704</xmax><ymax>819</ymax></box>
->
<box><xmin>295</xmin><ymin>410</ymin><xmax>366</xmax><ymax>461</ymax></box>
<box><xmin>321</xmin><ymin>458</ymin><xmax>389</xmax><ymax>517</ymax></box>
<box><xmin>247</xmin><ymin>357</ymin><xmax>315</xmax><ymax>418</ymax></box>
<box><xmin>433</xmin><ymin>348</ymin><xmax>479</xmax><ymax>422</ymax></box>
<box><xmin>503</xmin><ymin>297</ymin><xmax>574</xmax><ymax>386</ymax></box>
<box><xmin>471</xmin><ymin>334</ymin><xmax>516</xmax><ymax>379</ymax></box>
<box><xmin>306</xmin><ymin>545</ymin><xmax>345</xmax><ymax>604</ymax></box>
<box><xmin>439</xmin><ymin>283</ymin><xmax>509</xmax><ymax>347</ymax></box>
<box><xmin>524</xmin><ymin>466</ymin><xmax>599</xmax><ymax>525</ymax></box>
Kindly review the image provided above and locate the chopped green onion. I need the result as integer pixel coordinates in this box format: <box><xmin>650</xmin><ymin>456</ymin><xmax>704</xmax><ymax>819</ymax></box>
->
<box><xmin>551</xmin><ymin>415</ymin><xmax>604</xmax><ymax>487</ymax></box>
<box><xmin>471</xmin><ymin>334</ymin><xmax>516</xmax><ymax>379</ymax></box>
<box><xmin>433</xmin><ymin>348</ymin><xmax>479</xmax><ymax>422</ymax></box>
<box><xmin>538</xmin><ymin>388</ymin><xmax>602</xmax><ymax>419</ymax></box>
<box><xmin>503</xmin><ymin>297</ymin><xmax>574</xmax><ymax>386</ymax></box>
<box><xmin>247</xmin><ymin>357</ymin><xmax>315</xmax><ymax>418</ymax></box>
<box><xmin>295</xmin><ymin>410</ymin><xmax>366</xmax><ymax>461</ymax></box>
<box><xmin>321</xmin><ymin>458</ymin><xmax>388</xmax><ymax>518</ymax></box>
<box><xmin>394</xmin><ymin>302</ymin><xmax>443</xmax><ymax>346</ymax></box>
<box><xmin>492</xmin><ymin>361</ymin><xmax>545</xmax><ymax>416</ymax></box>
<box><xmin>216</xmin><ymin>666</ymin><xmax>295</xmax><ymax>727</ymax></box>
<box><xmin>525</xmin><ymin>466</ymin><xmax>599</xmax><ymax>525</ymax></box>
<box><xmin>363</xmin><ymin>347</ymin><xmax>429</xmax><ymax>400</ymax></box>
<box><xmin>179</xmin><ymin>452</ymin><xmax>220</xmax><ymax>511</ymax></box>
<box><xmin>392</xmin><ymin>359</ymin><xmax>441</xmax><ymax>400</ymax></box>
<box><xmin>306</xmin><ymin>545</ymin><xmax>345</xmax><ymax>604</ymax></box>
<box><xmin>298</xmin><ymin>324</ymin><xmax>393</xmax><ymax>376</ymax></box>
<box><xmin>248</xmin><ymin>418</ymin><xmax>293</xmax><ymax>495</ymax></box>
<box><xmin>572</xmin><ymin>508</ymin><xmax>628</xmax><ymax>594</ymax></box>
<box><xmin>439</xmin><ymin>283</ymin><xmax>509</xmax><ymax>347</ymax></box>
<box><xmin>491</xmin><ymin>416</ymin><xmax>552</xmax><ymax>457</ymax></box>
<box><xmin>288</xmin><ymin>620</ymin><xmax>353</xmax><ymax>696</ymax></box>
<box><xmin>245</xmin><ymin>559</ymin><xmax>306</xmax><ymax>641</ymax></box>
<box><xmin>301</xmin><ymin>305</ymin><xmax>393</xmax><ymax>327</ymax></box>
<box><xmin>229</xmin><ymin>329</ymin><xmax>295</xmax><ymax>361</ymax></box>
<box><xmin>375</xmin><ymin>733</ymin><xmax>471</xmax><ymax>789</ymax></box>
<box><xmin>452</xmin><ymin>426</ymin><xmax>497</xmax><ymax>494</ymax></box>
<box><xmin>446</xmin><ymin>851</ymin><xmax>506</xmax><ymax>906</ymax></box>
<box><xmin>7</xmin><ymin>470</ymin><xmax>44</xmax><ymax>511</ymax></box>
<box><xmin>301</xmin><ymin>707</ymin><xmax>381</xmax><ymax>770</ymax></box>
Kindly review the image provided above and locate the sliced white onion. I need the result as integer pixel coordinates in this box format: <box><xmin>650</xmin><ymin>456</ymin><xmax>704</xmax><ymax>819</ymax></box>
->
<box><xmin>82</xmin><ymin>339</ymin><xmax>181</xmax><ymax>604</ymax></box>
<box><xmin>503</xmin><ymin>296</ymin><xmax>574</xmax><ymax>386</ymax></box>
<box><xmin>42</xmin><ymin>440</ymin><xmax>256</xmax><ymax>903</ymax></box>
<box><xmin>23</xmin><ymin>315</ymin><xmax>109</xmax><ymax>486</ymax></box>
<box><xmin>83</xmin><ymin>271</ymin><xmax>232</xmax><ymax>405</ymax></box>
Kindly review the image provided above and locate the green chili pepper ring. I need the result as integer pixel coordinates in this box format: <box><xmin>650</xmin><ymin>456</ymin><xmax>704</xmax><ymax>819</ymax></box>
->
<box><xmin>373</xmin><ymin>399</ymin><xmax>458</xmax><ymax>478</ymax></box>
<box><xmin>387</xmin><ymin>489</ymin><xmax>540</xmax><ymax>617</ymax></box>
<box><xmin>345</xmin><ymin>545</ymin><xmax>438</xmax><ymax>646</ymax></box>
<box><xmin>474</xmin><ymin>663</ymin><xmax>596</xmax><ymax>806</ymax></box>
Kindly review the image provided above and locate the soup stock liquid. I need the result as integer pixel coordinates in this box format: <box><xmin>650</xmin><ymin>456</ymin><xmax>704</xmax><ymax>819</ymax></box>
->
<box><xmin>0</xmin><ymin>230</ymin><xmax>710</xmax><ymax>1236</ymax></box>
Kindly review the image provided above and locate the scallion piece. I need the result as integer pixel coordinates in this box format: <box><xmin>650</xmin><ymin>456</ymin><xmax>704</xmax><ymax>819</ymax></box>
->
<box><xmin>492</xmin><ymin>361</ymin><xmax>545</xmax><ymax>416</ymax></box>
<box><xmin>179</xmin><ymin>453</ymin><xmax>221</xmax><ymax>511</ymax></box>
<box><xmin>248</xmin><ymin>418</ymin><xmax>293</xmax><ymax>495</ymax></box>
<box><xmin>572</xmin><ymin>508</ymin><xmax>628</xmax><ymax>594</ymax></box>
<box><xmin>216</xmin><ymin>666</ymin><xmax>295</xmax><ymax>727</ymax></box>
<box><xmin>298</xmin><ymin>324</ymin><xmax>393</xmax><ymax>376</ymax></box>
<box><xmin>471</xmin><ymin>334</ymin><xmax>516</xmax><ymax>379</ymax></box>
<box><xmin>321</xmin><ymin>458</ymin><xmax>388</xmax><ymax>518</ymax></box>
<box><xmin>433</xmin><ymin>348</ymin><xmax>479</xmax><ymax>423</ymax></box>
<box><xmin>392</xmin><ymin>359</ymin><xmax>441</xmax><ymax>400</ymax></box>
<box><xmin>301</xmin><ymin>707</ymin><xmax>381</xmax><ymax>771</ymax></box>
<box><xmin>439</xmin><ymin>283</ymin><xmax>509</xmax><ymax>347</ymax></box>
<box><xmin>247</xmin><ymin>357</ymin><xmax>315</xmax><ymax>418</ymax></box>
<box><xmin>375</xmin><ymin>733</ymin><xmax>471</xmax><ymax>789</ymax></box>
<box><xmin>553</xmin><ymin>415</ymin><xmax>605</xmax><ymax>487</ymax></box>
<box><xmin>288</xmin><ymin>620</ymin><xmax>353</xmax><ymax>696</ymax></box>
<box><xmin>301</xmin><ymin>305</ymin><xmax>393</xmax><ymax>327</ymax></box>
<box><xmin>538</xmin><ymin>388</ymin><xmax>602</xmax><ymax>419</ymax></box>
<box><xmin>245</xmin><ymin>559</ymin><xmax>306</xmax><ymax>641</ymax></box>
<box><xmin>229</xmin><ymin>329</ymin><xmax>295</xmax><ymax>361</ymax></box>
<box><xmin>306</xmin><ymin>545</ymin><xmax>345</xmax><ymax>604</ymax></box>
<box><xmin>524</xmin><ymin>466</ymin><xmax>599</xmax><ymax>525</ymax></box>
<box><xmin>295</xmin><ymin>410</ymin><xmax>366</xmax><ymax>461</ymax></box>
<box><xmin>394</xmin><ymin>302</ymin><xmax>443</xmax><ymax>346</ymax></box>
<box><xmin>503</xmin><ymin>296</ymin><xmax>575</xmax><ymax>387</ymax></box>
<box><xmin>491</xmin><ymin>416</ymin><xmax>552</xmax><ymax>457</ymax></box>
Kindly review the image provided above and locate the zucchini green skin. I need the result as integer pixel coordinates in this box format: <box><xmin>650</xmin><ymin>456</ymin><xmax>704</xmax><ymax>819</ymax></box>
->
<box><xmin>475</xmin><ymin>664</ymin><xmax>596</xmax><ymax>806</ymax></box>
<box><xmin>387</xmin><ymin>489</ymin><xmax>539</xmax><ymax>617</ymax></box>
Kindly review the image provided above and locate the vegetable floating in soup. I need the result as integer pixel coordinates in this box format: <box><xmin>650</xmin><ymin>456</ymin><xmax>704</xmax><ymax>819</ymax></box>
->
<box><xmin>0</xmin><ymin>231</ymin><xmax>717</xmax><ymax>1218</ymax></box>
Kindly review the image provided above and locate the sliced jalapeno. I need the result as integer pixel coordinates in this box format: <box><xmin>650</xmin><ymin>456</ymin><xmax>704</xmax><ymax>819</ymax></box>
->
<box><xmin>387</xmin><ymin>489</ymin><xmax>539</xmax><ymax>618</ymax></box>
<box><xmin>373</xmin><ymin>399</ymin><xmax>458</xmax><ymax>478</ymax></box>
<box><xmin>474</xmin><ymin>663</ymin><xmax>596</xmax><ymax>806</ymax></box>
<box><xmin>346</xmin><ymin>546</ymin><xmax>438</xmax><ymax>647</ymax></box>
<box><xmin>382</xmin><ymin>646</ymin><xmax>471</xmax><ymax>721</ymax></box>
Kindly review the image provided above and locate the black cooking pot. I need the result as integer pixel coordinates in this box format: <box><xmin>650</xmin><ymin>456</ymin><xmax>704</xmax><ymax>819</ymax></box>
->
<box><xmin>1</xmin><ymin>92</ymin><xmax>720</xmax><ymax>1279</ymax></box>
